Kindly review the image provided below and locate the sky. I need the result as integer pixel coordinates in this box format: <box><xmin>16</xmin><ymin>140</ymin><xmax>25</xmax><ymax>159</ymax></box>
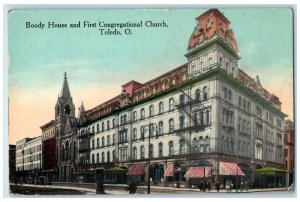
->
<box><xmin>8</xmin><ymin>8</ymin><xmax>294</xmax><ymax>145</ymax></box>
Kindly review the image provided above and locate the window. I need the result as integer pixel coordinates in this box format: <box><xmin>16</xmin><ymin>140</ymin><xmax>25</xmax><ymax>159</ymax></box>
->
<box><xmin>102</xmin><ymin>122</ymin><xmax>105</xmax><ymax>131</ymax></box>
<box><xmin>97</xmin><ymin>124</ymin><xmax>100</xmax><ymax>133</ymax></box>
<box><xmin>169</xmin><ymin>141</ymin><xmax>174</xmax><ymax>156</ymax></box>
<box><xmin>112</xmin><ymin>150</ymin><xmax>116</xmax><ymax>162</ymax></box>
<box><xmin>161</xmin><ymin>82</ymin><xmax>166</xmax><ymax>91</ymax></box>
<box><xmin>159</xmin><ymin>102</ymin><xmax>164</xmax><ymax>114</ymax></box>
<box><xmin>92</xmin><ymin>139</ymin><xmax>95</xmax><ymax>149</ymax></box>
<box><xmin>140</xmin><ymin>146</ymin><xmax>145</xmax><ymax>159</ymax></box>
<box><xmin>140</xmin><ymin>108</ymin><xmax>145</xmax><ymax>119</ymax></box>
<box><xmin>112</xmin><ymin>134</ymin><xmax>115</xmax><ymax>145</ymax></box>
<box><xmin>97</xmin><ymin>138</ymin><xmax>100</xmax><ymax>148</ymax></box>
<box><xmin>200</xmin><ymin>111</ymin><xmax>204</xmax><ymax>126</ymax></box>
<box><xmin>225</xmin><ymin>62</ymin><xmax>228</xmax><ymax>72</ymax></box>
<box><xmin>92</xmin><ymin>154</ymin><xmax>95</xmax><ymax>164</ymax></box>
<box><xmin>107</xmin><ymin>135</ymin><xmax>111</xmax><ymax>146</ymax></box>
<box><xmin>243</xmin><ymin>99</ymin><xmax>246</xmax><ymax>110</ymax></box>
<box><xmin>102</xmin><ymin>137</ymin><xmax>105</xmax><ymax>147</ymax></box>
<box><xmin>107</xmin><ymin>151</ymin><xmax>110</xmax><ymax>162</ymax></box>
<box><xmin>133</xmin><ymin>128</ymin><xmax>137</xmax><ymax>141</ymax></box>
<box><xmin>169</xmin><ymin>98</ymin><xmax>175</xmax><ymax>111</ymax></box>
<box><xmin>124</xmin><ymin>114</ymin><xmax>127</xmax><ymax>124</ymax></box>
<box><xmin>228</xmin><ymin>90</ymin><xmax>232</xmax><ymax>102</ymax></box>
<box><xmin>224</xmin><ymin>87</ymin><xmax>227</xmax><ymax>99</ymax></box>
<box><xmin>107</xmin><ymin>120</ymin><xmax>110</xmax><ymax>130</ymax></box>
<box><xmin>152</xmin><ymin>85</ymin><xmax>157</xmax><ymax>94</ymax></box>
<box><xmin>133</xmin><ymin>111</ymin><xmax>137</xmax><ymax>122</ymax></box>
<box><xmin>203</xmin><ymin>86</ymin><xmax>208</xmax><ymax>100</ymax></box>
<box><xmin>112</xmin><ymin>118</ymin><xmax>115</xmax><ymax>128</ymax></box>
<box><xmin>206</xmin><ymin>110</ymin><xmax>210</xmax><ymax>125</ymax></box>
<box><xmin>169</xmin><ymin>119</ymin><xmax>174</xmax><ymax>133</ymax></box>
<box><xmin>150</xmin><ymin>124</ymin><xmax>155</xmax><ymax>137</ymax></box>
<box><xmin>239</xmin><ymin>97</ymin><xmax>242</xmax><ymax>107</ymax></box>
<box><xmin>102</xmin><ymin>152</ymin><xmax>105</xmax><ymax>162</ymax></box>
<box><xmin>92</xmin><ymin>126</ymin><xmax>95</xmax><ymax>133</ymax></box>
<box><xmin>195</xmin><ymin>89</ymin><xmax>200</xmax><ymax>101</ymax></box>
<box><xmin>141</xmin><ymin>126</ymin><xmax>145</xmax><ymax>139</ymax></box>
<box><xmin>179</xmin><ymin>94</ymin><xmax>185</xmax><ymax>105</ymax></box>
<box><xmin>179</xmin><ymin>140</ymin><xmax>185</xmax><ymax>155</ymax></box>
<box><xmin>97</xmin><ymin>153</ymin><xmax>99</xmax><ymax>163</ymax></box>
<box><xmin>179</xmin><ymin>116</ymin><xmax>185</xmax><ymax>129</ymax></box>
<box><xmin>219</xmin><ymin>57</ymin><xmax>223</xmax><ymax>67</ymax></box>
<box><xmin>133</xmin><ymin>147</ymin><xmax>137</xmax><ymax>160</ymax></box>
<box><xmin>158</xmin><ymin>143</ymin><xmax>163</xmax><ymax>157</ymax></box>
<box><xmin>247</xmin><ymin>102</ymin><xmax>251</xmax><ymax>112</ymax></box>
<box><xmin>158</xmin><ymin>121</ymin><xmax>163</xmax><ymax>135</ymax></box>
<box><xmin>150</xmin><ymin>144</ymin><xmax>154</xmax><ymax>159</ymax></box>
<box><xmin>149</xmin><ymin>105</ymin><xmax>154</xmax><ymax>117</ymax></box>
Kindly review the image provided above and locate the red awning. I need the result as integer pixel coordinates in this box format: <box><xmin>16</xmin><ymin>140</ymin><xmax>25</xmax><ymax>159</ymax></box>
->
<box><xmin>164</xmin><ymin>163</ymin><xmax>174</xmax><ymax>177</ymax></box>
<box><xmin>219</xmin><ymin>162</ymin><xmax>245</xmax><ymax>176</ymax></box>
<box><xmin>127</xmin><ymin>164</ymin><xmax>146</xmax><ymax>176</ymax></box>
<box><xmin>184</xmin><ymin>167</ymin><xmax>212</xmax><ymax>179</ymax></box>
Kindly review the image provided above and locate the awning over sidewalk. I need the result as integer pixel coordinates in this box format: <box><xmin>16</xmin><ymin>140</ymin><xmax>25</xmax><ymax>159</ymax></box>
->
<box><xmin>184</xmin><ymin>167</ymin><xmax>211</xmax><ymax>179</ymax></box>
<box><xmin>219</xmin><ymin>162</ymin><xmax>245</xmax><ymax>176</ymax></box>
<box><xmin>254</xmin><ymin>167</ymin><xmax>288</xmax><ymax>176</ymax></box>
<box><xmin>104</xmin><ymin>167</ymin><xmax>128</xmax><ymax>174</ymax></box>
<box><xmin>127</xmin><ymin>164</ymin><xmax>146</xmax><ymax>176</ymax></box>
<box><xmin>164</xmin><ymin>163</ymin><xmax>174</xmax><ymax>177</ymax></box>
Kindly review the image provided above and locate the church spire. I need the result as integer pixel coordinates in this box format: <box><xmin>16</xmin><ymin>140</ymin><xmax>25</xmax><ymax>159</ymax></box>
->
<box><xmin>60</xmin><ymin>71</ymin><xmax>71</xmax><ymax>99</ymax></box>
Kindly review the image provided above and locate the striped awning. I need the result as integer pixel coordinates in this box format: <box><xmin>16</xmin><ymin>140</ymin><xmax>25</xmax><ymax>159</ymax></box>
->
<box><xmin>219</xmin><ymin>162</ymin><xmax>245</xmax><ymax>176</ymax></box>
<box><xmin>164</xmin><ymin>163</ymin><xmax>175</xmax><ymax>177</ymax></box>
<box><xmin>184</xmin><ymin>167</ymin><xmax>212</xmax><ymax>179</ymax></box>
<box><xmin>127</xmin><ymin>164</ymin><xmax>146</xmax><ymax>176</ymax></box>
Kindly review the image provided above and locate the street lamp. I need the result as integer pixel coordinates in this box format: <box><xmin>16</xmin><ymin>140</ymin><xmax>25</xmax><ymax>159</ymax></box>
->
<box><xmin>143</xmin><ymin>122</ymin><xmax>158</xmax><ymax>194</ymax></box>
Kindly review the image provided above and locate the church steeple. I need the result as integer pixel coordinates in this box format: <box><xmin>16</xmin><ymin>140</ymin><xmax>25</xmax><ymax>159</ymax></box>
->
<box><xmin>60</xmin><ymin>72</ymin><xmax>71</xmax><ymax>99</ymax></box>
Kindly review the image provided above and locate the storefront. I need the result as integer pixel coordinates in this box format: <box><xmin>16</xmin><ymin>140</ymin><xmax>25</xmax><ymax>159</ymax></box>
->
<box><xmin>254</xmin><ymin>167</ymin><xmax>289</xmax><ymax>188</ymax></box>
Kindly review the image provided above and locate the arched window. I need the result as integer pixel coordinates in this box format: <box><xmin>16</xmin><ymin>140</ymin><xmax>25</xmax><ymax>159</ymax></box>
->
<box><xmin>112</xmin><ymin>150</ymin><xmax>116</xmax><ymax>162</ymax></box>
<box><xmin>101</xmin><ymin>122</ymin><xmax>105</xmax><ymax>131</ymax></box>
<box><xmin>112</xmin><ymin>134</ymin><xmax>115</xmax><ymax>145</ymax></box>
<box><xmin>149</xmin><ymin>144</ymin><xmax>154</xmax><ymax>159</ymax></box>
<box><xmin>158</xmin><ymin>121</ymin><xmax>163</xmax><ymax>135</ymax></box>
<box><xmin>124</xmin><ymin>114</ymin><xmax>127</xmax><ymax>124</ymax></box>
<box><xmin>158</xmin><ymin>143</ymin><xmax>163</xmax><ymax>157</ymax></box>
<box><xmin>228</xmin><ymin>90</ymin><xmax>232</xmax><ymax>101</ymax></box>
<box><xmin>140</xmin><ymin>146</ymin><xmax>145</xmax><ymax>159</ymax></box>
<box><xmin>140</xmin><ymin>108</ymin><xmax>145</xmax><ymax>119</ymax></box>
<box><xmin>97</xmin><ymin>153</ymin><xmax>99</xmax><ymax>163</ymax></box>
<box><xmin>169</xmin><ymin>118</ymin><xmax>174</xmax><ymax>133</ymax></box>
<box><xmin>107</xmin><ymin>135</ymin><xmax>111</xmax><ymax>146</ymax></box>
<box><xmin>107</xmin><ymin>120</ymin><xmax>110</xmax><ymax>130</ymax></box>
<box><xmin>133</xmin><ymin>111</ymin><xmax>137</xmax><ymax>122</ymax></box>
<box><xmin>169</xmin><ymin>141</ymin><xmax>174</xmax><ymax>156</ymax></box>
<box><xmin>102</xmin><ymin>152</ymin><xmax>105</xmax><ymax>163</ymax></box>
<box><xmin>92</xmin><ymin>126</ymin><xmax>95</xmax><ymax>133</ymax></box>
<box><xmin>133</xmin><ymin>128</ymin><xmax>137</xmax><ymax>141</ymax></box>
<box><xmin>203</xmin><ymin>86</ymin><xmax>208</xmax><ymax>100</ymax></box>
<box><xmin>102</xmin><ymin>137</ymin><xmax>105</xmax><ymax>147</ymax></box>
<box><xmin>92</xmin><ymin>139</ymin><xmax>95</xmax><ymax>149</ymax></box>
<box><xmin>169</xmin><ymin>98</ymin><xmax>175</xmax><ymax>111</ymax></box>
<box><xmin>206</xmin><ymin>110</ymin><xmax>210</xmax><ymax>125</ymax></box>
<box><xmin>96</xmin><ymin>124</ymin><xmax>100</xmax><ymax>133</ymax></box>
<box><xmin>150</xmin><ymin>124</ymin><xmax>155</xmax><ymax>137</ymax></box>
<box><xmin>195</xmin><ymin>89</ymin><xmax>200</xmax><ymax>101</ymax></box>
<box><xmin>149</xmin><ymin>105</ymin><xmax>154</xmax><ymax>117</ymax></box>
<box><xmin>179</xmin><ymin>94</ymin><xmax>185</xmax><ymax>105</ymax></box>
<box><xmin>97</xmin><ymin>138</ymin><xmax>100</xmax><ymax>148</ymax></box>
<box><xmin>179</xmin><ymin>116</ymin><xmax>185</xmax><ymax>129</ymax></box>
<box><xmin>92</xmin><ymin>154</ymin><xmax>95</xmax><ymax>164</ymax></box>
<box><xmin>224</xmin><ymin>87</ymin><xmax>227</xmax><ymax>99</ymax></box>
<box><xmin>219</xmin><ymin>57</ymin><xmax>223</xmax><ymax>67</ymax></box>
<box><xmin>107</xmin><ymin>151</ymin><xmax>110</xmax><ymax>162</ymax></box>
<box><xmin>225</xmin><ymin>62</ymin><xmax>229</xmax><ymax>72</ymax></box>
<box><xmin>133</xmin><ymin>147</ymin><xmax>137</xmax><ymax>160</ymax></box>
<box><xmin>159</xmin><ymin>101</ymin><xmax>164</xmax><ymax>114</ymax></box>
<box><xmin>193</xmin><ymin>138</ymin><xmax>198</xmax><ymax>152</ymax></box>
<box><xmin>112</xmin><ymin>118</ymin><xmax>115</xmax><ymax>128</ymax></box>
<box><xmin>179</xmin><ymin>139</ymin><xmax>185</xmax><ymax>155</ymax></box>
<box><xmin>200</xmin><ymin>111</ymin><xmax>204</xmax><ymax>126</ymax></box>
<box><xmin>141</xmin><ymin>126</ymin><xmax>145</xmax><ymax>139</ymax></box>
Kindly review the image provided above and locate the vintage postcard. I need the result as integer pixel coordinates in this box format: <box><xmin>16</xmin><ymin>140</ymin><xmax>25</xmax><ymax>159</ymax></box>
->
<box><xmin>7</xmin><ymin>8</ymin><xmax>294</xmax><ymax>196</ymax></box>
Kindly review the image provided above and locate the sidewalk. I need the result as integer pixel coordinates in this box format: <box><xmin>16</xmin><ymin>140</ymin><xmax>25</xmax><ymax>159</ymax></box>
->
<box><xmin>10</xmin><ymin>183</ymin><xmax>289</xmax><ymax>195</ymax></box>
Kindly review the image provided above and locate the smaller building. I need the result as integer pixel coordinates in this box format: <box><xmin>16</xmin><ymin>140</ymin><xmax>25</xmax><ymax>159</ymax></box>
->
<box><xmin>16</xmin><ymin>136</ymin><xmax>43</xmax><ymax>182</ymax></box>
<box><xmin>9</xmin><ymin>144</ymin><xmax>16</xmax><ymax>182</ymax></box>
<box><xmin>284</xmin><ymin>119</ymin><xmax>294</xmax><ymax>185</ymax></box>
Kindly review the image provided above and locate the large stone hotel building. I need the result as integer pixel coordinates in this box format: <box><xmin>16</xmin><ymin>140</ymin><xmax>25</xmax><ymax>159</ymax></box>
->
<box><xmin>15</xmin><ymin>9</ymin><xmax>288</xmax><ymax>188</ymax></box>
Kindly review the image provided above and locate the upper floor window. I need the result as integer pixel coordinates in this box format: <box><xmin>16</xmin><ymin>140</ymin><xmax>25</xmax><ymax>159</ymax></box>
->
<box><xmin>107</xmin><ymin>135</ymin><xmax>111</xmax><ymax>146</ymax></box>
<box><xmin>203</xmin><ymin>86</ymin><xmax>208</xmax><ymax>100</ymax></box>
<box><xmin>107</xmin><ymin>120</ymin><xmax>110</xmax><ymax>130</ymax></box>
<box><xmin>112</xmin><ymin>118</ymin><xmax>115</xmax><ymax>128</ymax></box>
<box><xmin>133</xmin><ymin>128</ymin><xmax>137</xmax><ymax>141</ymax></box>
<box><xmin>158</xmin><ymin>121</ymin><xmax>163</xmax><ymax>135</ymax></box>
<box><xmin>96</xmin><ymin>124</ymin><xmax>100</xmax><ymax>133</ymax></box>
<box><xmin>158</xmin><ymin>143</ymin><xmax>163</xmax><ymax>157</ymax></box>
<box><xmin>133</xmin><ymin>147</ymin><xmax>137</xmax><ymax>160</ymax></box>
<box><xmin>149</xmin><ymin>144</ymin><xmax>154</xmax><ymax>159</ymax></box>
<box><xmin>169</xmin><ymin>118</ymin><xmax>174</xmax><ymax>133</ymax></box>
<box><xmin>224</xmin><ymin>87</ymin><xmax>227</xmax><ymax>99</ymax></box>
<box><xmin>112</xmin><ymin>134</ymin><xmax>115</xmax><ymax>145</ymax></box>
<box><xmin>159</xmin><ymin>101</ymin><xmax>164</xmax><ymax>114</ymax></box>
<box><xmin>140</xmin><ymin>146</ymin><xmax>145</xmax><ymax>159</ymax></box>
<box><xmin>133</xmin><ymin>111</ymin><xmax>137</xmax><ymax>122</ymax></box>
<box><xmin>169</xmin><ymin>98</ymin><xmax>175</xmax><ymax>111</ymax></box>
<box><xmin>140</xmin><ymin>108</ymin><xmax>145</xmax><ymax>119</ymax></box>
<box><xmin>97</xmin><ymin>138</ymin><xmax>100</xmax><ymax>148</ymax></box>
<box><xmin>101</xmin><ymin>122</ymin><xmax>105</xmax><ymax>131</ymax></box>
<box><xmin>195</xmin><ymin>89</ymin><xmax>200</xmax><ymax>101</ymax></box>
<box><xmin>149</xmin><ymin>105</ymin><xmax>154</xmax><ymax>117</ymax></box>
<box><xmin>102</xmin><ymin>137</ymin><xmax>105</xmax><ymax>147</ymax></box>
<box><xmin>169</xmin><ymin>141</ymin><xmax>174</xmax><ymax>156</ymax></box>
<box><xmin>179</xmin><ymin>139</ymin><xmax>185</xmax><ymax>155</ymax></box>
<box><xmin>228</xmin><ymin>90</ymin><xmax>232</xmax><ymax>102</ymax></box>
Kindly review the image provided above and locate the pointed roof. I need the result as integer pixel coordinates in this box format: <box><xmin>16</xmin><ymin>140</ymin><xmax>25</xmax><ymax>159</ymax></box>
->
<box><xmin>78</xmin><ymin>101</ymin><xmax>85</xmax><ymax>118</ymax></box>
<box><xmin>60</xmin><ymin>72</ymin><xmax>71</xmax><ymax>99</ymax></box>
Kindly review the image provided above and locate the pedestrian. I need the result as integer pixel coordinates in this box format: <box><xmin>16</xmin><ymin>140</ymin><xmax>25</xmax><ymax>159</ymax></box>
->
<box><xmin>199</xmin><ymin>181</ymin><xmax>204</xmax><ymax>192</ymax></box>
<box><xmin>229</xmin><ymin>180</ymin><xmax>233</xmax><ymax>192</ymax></box>
<box><xmin>216</xmin><ymin>181</ymin><xmax>220</xmax><ymax>192</ymax></box>
<box><xmin>240</xmin><ymin>181</ymin><xmax>244</xmax><ymax>192</ymax></box>
<box><xmin>207</xmin><ymin>180</ymin><xmax>211</xmax><ymax>191</ymax></box>
<box><xmin>225</xmin><ymin>180</ymin><xmax>231</xmax><ymax>193</ymax></box>
<box><xmin>203</xmin><ymin>181</ymin><xmax>207</xmax><ymax>192</ymax></box>
<box><xmin>245</xmin><ymin>180</ymin><xmax>248</xmax><ymax>191</ymax></box>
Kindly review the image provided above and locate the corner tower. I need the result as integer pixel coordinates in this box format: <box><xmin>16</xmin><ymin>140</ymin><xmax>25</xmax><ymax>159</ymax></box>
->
<box><xmin>186</xmin><ymin>9</ymin><xmax>240</xmax><ymax>79</ymax></box>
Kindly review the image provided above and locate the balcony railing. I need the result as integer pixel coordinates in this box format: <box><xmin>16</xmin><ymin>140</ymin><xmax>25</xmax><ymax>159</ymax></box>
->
<box><xmin>173</xmin><ymin>122</ymin><xmax>207</xmax><ymax>133</ymax></box>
